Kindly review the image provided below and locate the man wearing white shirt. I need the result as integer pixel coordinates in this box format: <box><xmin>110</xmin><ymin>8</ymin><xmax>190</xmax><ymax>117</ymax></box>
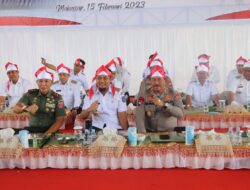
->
<box><xmin>190</xmin><ymin>54</ymin><xmax>220</xmax><ymax>84</ymax></box>
<box><xmin>226</xmin><ymin>56</ymin><xmax>247</xmax><ymax>90</ymax></box>
<box><xmin>79</xmin><ymin>65</ymin><xmax>128</xmax><ymax>130</ymax></box>
<box><xmin>52</xmin><ymin>63</ymin><xmax>81</xmax><ymax>113</ymax></box>
<box><xmin>41</xmin><ymin>57</ymin><xmax>89</xmax><ymax>94</ymax></box>
<box><xmin>228</xmin><ymin>61</ymin><xmax>250</xmax><ymax>105</ymax></box>
<box><xmin>186</xmin><ymin>65</ymin><xmax>219</xmax><ymax>107</ymax></box>
<box><xmin>0</xmin><ymin>62</ymin><xmax>32</xmax><ymax>107</ymax></box>
<box><xmin>113</xmin><ymin>57</ymin><xmax>131</xmax><ymax>94</ymax></box>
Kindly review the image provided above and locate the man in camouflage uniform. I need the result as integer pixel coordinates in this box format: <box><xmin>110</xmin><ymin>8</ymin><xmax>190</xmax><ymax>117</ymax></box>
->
<box><xmin>13</xmin><ymin>67</ymin><xmax>66</xmax><ymax>135</ymax></box>
<box><xmin>136</xmin><ymin>66</ymin><xmax>183</xmax><ymax>133</ymax></box>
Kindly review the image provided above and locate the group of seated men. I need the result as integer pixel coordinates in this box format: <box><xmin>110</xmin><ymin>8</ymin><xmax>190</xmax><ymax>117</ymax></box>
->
<box><xmin>0</xmin><ymin>52</ymin><xmax>249</xmax><ymax>136</ymax></box>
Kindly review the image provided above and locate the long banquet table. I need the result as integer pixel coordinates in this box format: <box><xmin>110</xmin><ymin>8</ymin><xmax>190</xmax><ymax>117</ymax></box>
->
<box><xmin>178</xmin><ymin>112</ymin><xmax>250</xmax><ymax>129</ymax></box>
<box><xmin>0</xmin><ymin>142</ymin><xmax>249</xmax><ymax>170</ymax></box>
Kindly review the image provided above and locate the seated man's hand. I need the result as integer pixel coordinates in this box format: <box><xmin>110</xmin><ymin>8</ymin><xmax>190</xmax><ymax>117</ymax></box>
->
<box><xmin>71</xmin><ymin>109</ymin><xmax>77</xmax><ymax>117</ymax></box>
<box><xmin>41</xmin><ymin>57</ymin><xmax>46</xmax><ymax>65</ymax></box>
<box><xmin>88</xmin><ymin>100</ymin><xmax>99</xmax><ymax>112</ymax></box>
<box><xmin>26</xmin><ymin>104</ymin><xmax>39</xmax><ymax>115</ymax></box>
<box><xmin>152</xmin><ymin>97</ymin><xmax>164</xmax><ymax>107</ymax></box>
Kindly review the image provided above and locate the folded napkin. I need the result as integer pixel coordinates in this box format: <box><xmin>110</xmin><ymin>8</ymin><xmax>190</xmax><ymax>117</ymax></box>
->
<box><xmin>0</xmin><ymin>128</ymin><xmax>15</xmax><ymax>138</ymax></box>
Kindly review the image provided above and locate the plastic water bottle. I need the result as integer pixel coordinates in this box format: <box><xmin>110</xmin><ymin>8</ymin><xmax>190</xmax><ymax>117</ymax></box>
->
<box><xmin>84</xmin><ymin>129</ymin><xmax>91</xmax><ymax>146</ymax></box>
<box><xmin>228</xmin><ymin>127</ymin><xmax>234</xmax><ymax>143</ymax></box>
<box><xmin>203</xmin><ymin>104</ymin><xmax>209</xmax><ymax>114</ymax></box>
<box><xmin>91</xmin><ymin>129</ymin><xmax>97</xmax><ymax>142</ymax></box>
<box><xmin>18</xmin><ymin>130</ymin><xmax>29</xmax><ymax>148</ymax></box>
<box><xmin>234</xmin><ymin>127</ymin><xmax>242</xmax><ymax>145</ymax></box>
<box><xmin>128</xmin><ymin>126</ymin><xmax>137</xmax><ymax>146</ymax></box>
<box><xmin>5</xmin><ymin>97</ymin><xmax>9</xmax><ymax>108</ymax></box>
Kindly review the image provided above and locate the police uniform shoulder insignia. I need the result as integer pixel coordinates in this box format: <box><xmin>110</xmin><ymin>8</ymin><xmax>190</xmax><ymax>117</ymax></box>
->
<box><xmin>28</xmin><ymin>89</ymin><xmax>39</xmax><ymax>94</ymax></box>
<box><xmin>70</xmin><ymin>80</ymin><xmax>77</xmax><ymax>84</ymax></box>
<box><xmin>53</xmin><ymin>80</ymin><xmax>59</xmax><ymax>84</ymax></box>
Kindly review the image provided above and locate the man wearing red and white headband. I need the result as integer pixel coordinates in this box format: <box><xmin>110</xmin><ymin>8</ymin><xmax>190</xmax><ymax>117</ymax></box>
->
<box><xmin>226</xmin><ymin>56</ymin><xmax>247</xmax><ymax>91</ymax></box>
<box><xmin>41</xmin><ymin>57</ymin><xmax>89</xmax><ymax>94</ymax></box>
<box><xmin>228</xmin><ymin>61</ymin><xmax>250</xmax><ymax>105</ymax></box>
<box><xmin>52</xmin><ymin>63</ymin><xmax>81</xmax><ymax>112</ymax></box>
<box><xmin>79</xmin><ymin>65</ymin><xmax>128</xmax><ymax>130</ymax></box>
<box><xmin>105</xmin><ymin>59</ymin><xmax>123</xmax><ymax>92</ymax></box>
<box><xmin>0</xmin><ymin>62</ymin><xmax>32</xmax><ymax>107</ymax></box>
<box><xmin>137</xmin><ymin>52</ymin><xmax>173</xmax><ymax>104</ymax></box>
<box><xmin>190</xmin><ymin>54</ymin><xmax>220</xmax><ymax>84</ymax></box>
<box><xmin>112</xmin><ymin>57</ymin><xmax>131</xmax><ymax>94</ymax></box>
<box><xmin>13</xmin><ymin>67</ymin><xmax>66</xmax><ymax>135</ymax></box>
<box><xmin>136</xmin><ymin>66</ymin><xmax>183</xmax><ymax>132</ymax></box>
<box><xmin>186</xmin><ymin>65</ymin><xmax>219</xmax><ymax>107</ymax></box>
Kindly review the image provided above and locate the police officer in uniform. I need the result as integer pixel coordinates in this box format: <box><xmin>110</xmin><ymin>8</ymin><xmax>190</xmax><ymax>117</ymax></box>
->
<box><xmin>137</xmin><ymin>52</ymin><xmax>173</xmax><ymax>106</ymax></box>
<box><xmin>136</xmin><ymin>66</ymin><xmax>183</xmax><ymax>133</ymax></box>
<box><xmin>13</xmin><ymin>67</ymin><xmax>66</xmax><ymax>135</ymax></box>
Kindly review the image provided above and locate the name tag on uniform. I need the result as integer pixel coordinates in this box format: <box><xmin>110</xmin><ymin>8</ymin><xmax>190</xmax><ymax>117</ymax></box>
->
<box><xmin>56</xmin><ymin>90</ymin><xmax>62</xmax><ymax>92</ymax></box>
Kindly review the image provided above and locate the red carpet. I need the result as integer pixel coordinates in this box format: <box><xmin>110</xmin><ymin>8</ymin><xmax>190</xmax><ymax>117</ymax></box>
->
<box><xmin>0</xmin><ymin>168</ymin><xmax>249</xmax><ymax>190</ymax></box>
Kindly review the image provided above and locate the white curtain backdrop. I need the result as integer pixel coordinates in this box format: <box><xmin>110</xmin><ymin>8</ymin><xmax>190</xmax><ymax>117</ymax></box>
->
<box><xmin>1</xmin><ymin>23</ymin><xmax>250</xmax><ymax>94</ymax></box>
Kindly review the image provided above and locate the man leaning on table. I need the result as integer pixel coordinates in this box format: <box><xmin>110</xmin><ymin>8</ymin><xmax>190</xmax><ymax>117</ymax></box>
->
<box><xmin>228</xmin><ymin>61</ymin><xmax>250</xmax><ymax>105</ymax></box>
<box><xmin>136</xmin><ymin>66</ymin><xmax>184</xmax><ymax>133</ymax></box>
<box><xmin>186</xmin><ymin>64</ymin><xmax>220</xmax><ymax>108</ymax></box>
<box><xmin>78</xmin><ymin>65</ymin><xmax>128</xmax><ymax>131</ymax></box>
<box><xmin>13</xmin><ymin>67</ymin><xmax>66</xmax><ymax>135</ymax></box>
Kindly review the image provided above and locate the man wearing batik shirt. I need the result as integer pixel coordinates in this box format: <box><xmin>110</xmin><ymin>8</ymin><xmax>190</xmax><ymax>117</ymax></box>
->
<box><xmin>136</xmin><ymin>66</ymin><xmax>183</xmax><ymax>133</ymax></box>
<box><xmin>79</xmin><ymin>65</ymin><xmax>128</xmax><ymax>130</ymax></box>
<box><xmin>41</xmin><ymin>57</ymin><xmax>89</xmax><ymax>94</ymax></box>
<box><xmin>186</xmin><ymin>65</ymin><xmax>219</xmax><ymax>107</ymax></box>
<box><xmin>190</xmin><ymin>54</ymin><xmax>220</xmax><ymax>84</ymax></box>
<box><xmin>0</xmin><ymin>62</ymin><xmax>32</xmax><ymax>107</ymax></box>
<box><xmin>226</xmin><ymin>56</ymin><xmax>247</xmax><ymax>91</ymax></box>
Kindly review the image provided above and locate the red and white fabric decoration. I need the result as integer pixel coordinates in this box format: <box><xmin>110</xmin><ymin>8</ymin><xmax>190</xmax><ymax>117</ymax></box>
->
<box><xmin>243</xmin><ymin>60</ymin><xmax>250</xmax><ymax>68</ymax></box>
<box><xmin>147</xmin><ymin>52</ymin><xmax>158</xmax><ymax>67</ymax></box>
<box><xmin>35</xmin><ymin>66</ymin><xmax>54</xmax><ymax>81</ymax></box>
<box><xmin>57</xmin><ymin>63</ymin><xmax>70</xmax><ymax>74</ymax></box>
<box><xmin>198</xmin><ymin>54</ymin><xmax>210</xmax><ymax>64</ymax></box>
<box><xmin>105</xmin><ymin>59</ymin><xmax>117</xmax><ymax>72</ymax></box>
<box><xmin>75</xmin><ymin>58</ymin><xmax>85</xmax><ymax>72</ymax></box>
<box><xmin>196</xmin><ymin>64</ymin><xmax>209</xmax><ymax>73</ymax></box>
<box><xmin>5</xmin><ymin>62</ymin><xmax>18</xmax><ymax>72</ymax></box>
<box><xmin>74</xmin><ymin>58</ymin><xmax>84</xmax><ymax>66</ymax></box>
<box><xmin>96</xmin><ymin>65</ymin><xmax>112</xmax><ymax>77</ymax></box>
<box><xmin>150</xmin><ymin>65</ymin><xmax>166</xmax><ymax>78</ymax></box>
<box><xmin>113</xmin><ymin>57</ymin><xmax>123</xmax><ymax>67</ymax></box>
<box><xmin>236</xmin><ymin>56</ymin><xmax>247</xmax><ymax>65</ymax></box>
<box><xmin>149</xmin><ymin>59</ymin><xmax>164</xmax><ymax>68</ymax></box>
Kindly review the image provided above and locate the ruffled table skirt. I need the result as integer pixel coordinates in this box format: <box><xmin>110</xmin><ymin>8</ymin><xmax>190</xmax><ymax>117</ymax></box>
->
<box><xmin>0</xmin><ymin>144</ymin><xmax>249</xmax><ymax>170</ymax></box>
<box><xmin>178</xmin><ymin>113</ymin><xmax>250</xmax><ymax>129</ymax></box>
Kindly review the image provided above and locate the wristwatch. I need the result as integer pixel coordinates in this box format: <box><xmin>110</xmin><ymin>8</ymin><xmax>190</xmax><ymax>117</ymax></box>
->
<box><xmin>164</xmin><ymin>102</ymin><xmax>170</xmax><ymax>109</ymax></box>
